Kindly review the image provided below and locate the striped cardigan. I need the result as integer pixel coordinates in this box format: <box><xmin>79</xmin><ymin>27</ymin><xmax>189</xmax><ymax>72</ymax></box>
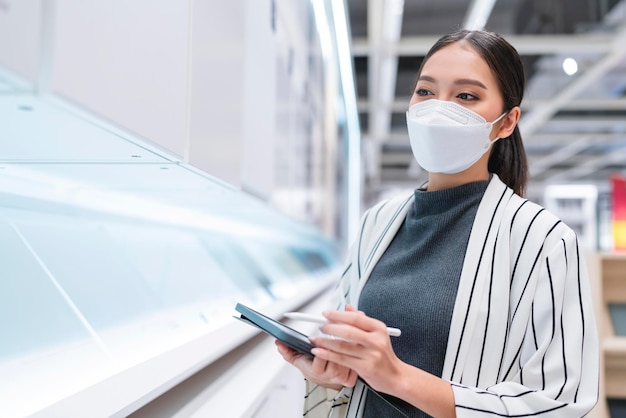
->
<box><xmin>304</xmin><ymin>174</ymin><xmax>599</xmax><ymax>418</ymax></box>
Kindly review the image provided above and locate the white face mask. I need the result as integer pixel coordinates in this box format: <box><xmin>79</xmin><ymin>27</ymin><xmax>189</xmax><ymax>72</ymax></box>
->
<box><xmin>406</xmin><ymin>99</ymin><xmax>507</xmax><ymax>174</ymax></box>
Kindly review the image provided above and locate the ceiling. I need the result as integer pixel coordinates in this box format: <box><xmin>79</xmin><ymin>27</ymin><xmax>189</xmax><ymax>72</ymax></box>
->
<box><xmin>346</xmin><ymin>0</ymin><xmax>626</xmax><ymax>205</ymax></box>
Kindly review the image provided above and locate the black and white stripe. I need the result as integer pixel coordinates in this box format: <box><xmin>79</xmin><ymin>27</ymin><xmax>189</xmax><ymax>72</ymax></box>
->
<box><xmin>314</xmin><ymin>174</ymin><xmax>598</xmax><ymax>418</ymax></box>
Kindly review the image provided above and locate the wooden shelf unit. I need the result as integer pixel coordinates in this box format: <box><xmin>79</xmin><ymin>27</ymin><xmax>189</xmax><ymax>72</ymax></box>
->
<box><xmin>588</xmin><ymin>253</ymin><xmax>626</xmax><ymax>418</ymax></box>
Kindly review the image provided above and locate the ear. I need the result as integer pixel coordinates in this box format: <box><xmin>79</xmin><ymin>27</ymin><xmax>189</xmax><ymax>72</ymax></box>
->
<box><xmin>495</xmin><ymin>106</ymin><xmax>521</xmax><ymax>139</ymax></box>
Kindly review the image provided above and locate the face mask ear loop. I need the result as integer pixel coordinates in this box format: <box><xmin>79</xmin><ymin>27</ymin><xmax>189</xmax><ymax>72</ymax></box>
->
<box><xmin>489</xmin><ymin>110</ymin><xmax>510</xmax><ymax>142</ymax></box>
<box><xmin>492</xmin><ymin>111</ymin><xmax>508</xmax><ymax>125</ymax></box>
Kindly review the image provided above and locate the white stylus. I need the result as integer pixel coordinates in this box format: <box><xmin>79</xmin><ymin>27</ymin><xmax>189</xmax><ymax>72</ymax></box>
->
<box><xmin>284</xmin><ymin>312</ymin><xmax>402</xmax><ymax>337</ymax></box>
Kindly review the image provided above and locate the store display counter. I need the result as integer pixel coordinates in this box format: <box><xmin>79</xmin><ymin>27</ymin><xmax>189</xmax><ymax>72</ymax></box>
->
<box><xmin>0</xmin><ymin>92</ymin><xmax>340</xmax><ymax>417</ymax></box>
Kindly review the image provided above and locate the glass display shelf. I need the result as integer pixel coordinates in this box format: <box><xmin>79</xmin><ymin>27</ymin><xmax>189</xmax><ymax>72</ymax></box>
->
<box><xmin>0</xmin><ymin>162</ymin><xmax>325</xmax><ymax>243</ymax></box>
<box><xmin>0</xmin><ymin>95</ymin><xmax>340</xmax><ymax>417</ymax></box>
<box><xmin>0</xmin><ymin>78</ymin><xmax>14</xmax><ymax>93</ymax></box>
<box><xmin>0</xmin><ymin>95</ymin><xmax>170</xmax><ymax>163</ymax></box>
<box><xmin>0</xmin><ymin>69</ymin><xmax>32</xmax><ymax>94</ymax></box>
<box><xmin>0</xmin><ymin>193</ymin><xmax>339</xmax><ymax>417</ymax></box>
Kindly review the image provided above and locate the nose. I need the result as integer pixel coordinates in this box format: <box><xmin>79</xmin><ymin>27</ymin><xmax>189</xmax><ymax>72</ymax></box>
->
<box><xmin>436</xmin><ymin>93</ymin><xmax>453</xmax><ymax>102</ymax></box>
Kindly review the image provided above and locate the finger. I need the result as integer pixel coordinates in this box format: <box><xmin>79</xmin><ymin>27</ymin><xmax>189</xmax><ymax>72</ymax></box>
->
<box><xmin>310</xmin><ymin>355</ymin><xmax>329</xmax><ymax>375</ymax></box>
<box><xmin>275</xmin><ymin>340</ymin><xmax>298</xmax><ymax>362</ymax></box>
<box><xmin>310</xmin><ymin>334</ymin><xmax>364</xmax><ymax>360</ymax></box>
<box><xmin>303</xmin><ymin>349</ymin><xmax>355</xmax><ymax>387</ymax></box>
<box><xmin>276</xmin><ymin>340</ymin><xmax>316</xmax><ymax>372</ymax></box>
<box><xmin>323</xmin><ymin>310</ymin><xmax>386</xmax><ymax>334</ymax></box>
<box><xmin>317</xmin><ymin>322</ymin><xmax>375</xmax><ymax>347</ymax></box>
<box><xmin>324</xmin><ymin>360</ymin><xmax>355</xmax><ymax>387</ymax></box>
<box><xmin>347</xmin><ymin>369</ymin><xmax>358</xmax><ymax>387</ymax></box>
<box><xmin>310</xmin><ymin>346</ymin><xmax>360</xmax><ymax>371</ymax></box>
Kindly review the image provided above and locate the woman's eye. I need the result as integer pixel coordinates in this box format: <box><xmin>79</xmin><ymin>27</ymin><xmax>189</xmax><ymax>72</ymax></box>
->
<box><xmin>458</xmin><ymin>92</ymin><xmax>478</xmax><ymax>100</ymax></box>
<box><xmin>415</xmin><ymin>88</ymin><xmax>431</xmax><ymax>96</ymax></box>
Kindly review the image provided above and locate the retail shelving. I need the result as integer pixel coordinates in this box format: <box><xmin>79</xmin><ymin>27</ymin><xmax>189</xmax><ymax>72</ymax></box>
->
<box><xmin>588</xmin><ymin>253</ymin><xmax>626</xmax><ymax>418</ymax></box>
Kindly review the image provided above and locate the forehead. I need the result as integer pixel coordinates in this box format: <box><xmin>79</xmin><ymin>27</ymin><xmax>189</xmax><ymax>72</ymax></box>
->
<box><xmin>420</xmin><ymin>41</ymin><xmax>498</xmax><ymax>87</ymax></box>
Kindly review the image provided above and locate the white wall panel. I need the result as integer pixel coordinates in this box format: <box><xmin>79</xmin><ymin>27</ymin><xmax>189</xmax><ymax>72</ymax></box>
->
<box><xmin>240</xmin><ymin>0</ymin><xmax>276</xmax><ymax>198</ymax></box>
<box><xmin>0</xmin><ymin>0</ymin><xmax>346</xmax><ymax>230</ymax></box>
<box><xmin>51</xmin><ymin>0</ymin><xmax>190</xmax><ymax>157</ymax></box>
<box><xmin>0</xmin><ymin>0</ymin><xmax>42</xmax><ymax>83</ymax></box>
<box><xmin>187</xmin><ymin>0</ymin><xmax>246</xmax><ymax>187</ymax></box>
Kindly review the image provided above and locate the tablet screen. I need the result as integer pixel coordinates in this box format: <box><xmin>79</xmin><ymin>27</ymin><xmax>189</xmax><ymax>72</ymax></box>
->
<box><xmin>234</xmin><ymin>303</ymin><xmax>315</xmax><ymax>357</ymax></box>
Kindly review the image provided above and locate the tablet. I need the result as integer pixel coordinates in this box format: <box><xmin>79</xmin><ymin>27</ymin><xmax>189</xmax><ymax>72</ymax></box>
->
<box><xmin>234</xmin><ymin>303</ymin><xmax>315</xmax><ymax>357</ymax></box>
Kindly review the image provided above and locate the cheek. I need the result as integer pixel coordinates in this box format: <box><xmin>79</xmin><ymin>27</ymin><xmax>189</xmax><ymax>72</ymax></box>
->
<box><xmin>476</xmin><ymin>105</ymin><xmax>503</xmax><ymax>123</ymax></box>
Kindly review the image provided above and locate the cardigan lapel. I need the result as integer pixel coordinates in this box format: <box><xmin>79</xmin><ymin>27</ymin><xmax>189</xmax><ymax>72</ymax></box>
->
<box><xmin>441</xmin><ymin>175</ymin><xmax>513</xmax><ymax>382</ymax></box>
<box><xmin>355</xmin><ymin>195</ymin><xmax>413</xmax><ymax>305</ymax></box>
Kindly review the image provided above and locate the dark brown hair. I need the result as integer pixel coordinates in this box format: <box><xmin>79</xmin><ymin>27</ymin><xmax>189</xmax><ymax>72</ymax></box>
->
<box><xmin>415</xmin><ymin>30</ymin><xmax>529</xmax><ymax>196</ymax></box>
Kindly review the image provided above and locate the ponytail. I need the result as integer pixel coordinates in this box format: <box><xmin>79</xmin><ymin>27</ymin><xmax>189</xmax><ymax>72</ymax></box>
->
<box><xmin>488</xmin><ymin>126</ymin><xmax>528</xmax><ymax>196</ymax></box>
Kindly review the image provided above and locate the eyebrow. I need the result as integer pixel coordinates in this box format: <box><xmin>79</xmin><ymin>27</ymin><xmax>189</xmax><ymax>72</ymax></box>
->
<box><xmin>418</xmin><ymin>75</ymin><xmax>488</xmax><ymax>90</ymax></box>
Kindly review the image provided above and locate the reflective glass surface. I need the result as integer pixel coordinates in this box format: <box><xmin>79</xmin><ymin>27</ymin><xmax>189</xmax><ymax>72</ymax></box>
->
<box><xmin>0</xmin><ymin>93</ymin><xmax>339</xmax><ymax>416</ymax></box>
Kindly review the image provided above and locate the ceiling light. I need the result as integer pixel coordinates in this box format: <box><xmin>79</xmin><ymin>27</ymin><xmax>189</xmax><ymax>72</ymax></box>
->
<box><xmin>562</xmin><ymin>57</ymin><xmax>578</xmax><ymax>76</ymax></box>
<box><xmin>389</xmin><ymin>0</ymin><xmax>404</xmax><ymax>16</ymax></box>
<box><xmin>463</xmin><ymin>0</ymin><xmax>497</xmax><ymax>30</ymax></box>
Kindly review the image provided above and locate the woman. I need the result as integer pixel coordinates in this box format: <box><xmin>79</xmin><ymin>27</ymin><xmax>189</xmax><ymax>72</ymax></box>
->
<box><xmin>277</xmin><ymin>29</ymin><xmax>599</xmax><ymax>418</ymax></box>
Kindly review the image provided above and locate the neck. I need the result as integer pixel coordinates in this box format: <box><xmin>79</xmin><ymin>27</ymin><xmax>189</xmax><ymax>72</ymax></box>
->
<box><xmin>426</xmin><ymin>167</ymin><xmax>490</xmax><ymax>191</ymax></box>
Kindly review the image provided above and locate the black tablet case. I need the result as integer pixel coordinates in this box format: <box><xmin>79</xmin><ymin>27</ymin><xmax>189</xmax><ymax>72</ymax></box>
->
<box><xmin>234</xmin><ymin>303</ymin><xmax>315</xmax><ymax>357</ymax></box>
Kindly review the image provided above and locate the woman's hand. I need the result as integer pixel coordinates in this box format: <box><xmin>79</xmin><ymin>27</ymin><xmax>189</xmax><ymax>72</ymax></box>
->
<box><xmin>278</xmin><ymin>305</ymin><xmax>455</xmax><ymax>417</ymax></box>
<box><xmin>275</xmin><ymin>340</ymin><xmax>358</xmax><ymax>390</ymax></box>
<box><xmin>308</xmin><ymin>305</ymin><xmax>404</xmax><ymax>395</ymax></box>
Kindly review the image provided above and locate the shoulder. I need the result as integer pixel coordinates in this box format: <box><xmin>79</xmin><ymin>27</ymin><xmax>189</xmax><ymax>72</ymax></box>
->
<box><xmin>362</xmin><ymin>193</ymin><xmax>413</xmax><ymax>231</ymax></box>
<box><xmin>498</xmin><ymin>184</ymin><xmax>577</xmax><ymax>249</ymax></box>
<box><xmin>353</xmin><ymin>193</ymin><xmax>413</xmax><ymax>254</ymax></box>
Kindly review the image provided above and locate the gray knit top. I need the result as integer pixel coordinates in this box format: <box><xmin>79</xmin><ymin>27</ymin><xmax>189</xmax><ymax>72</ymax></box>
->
<box><xmin>359</xmin><ymin>179</ymin><xmax>490</xmax><ymax>418</ymax></box>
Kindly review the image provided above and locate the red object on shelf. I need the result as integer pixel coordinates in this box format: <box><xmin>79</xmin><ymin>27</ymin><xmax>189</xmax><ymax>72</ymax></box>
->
<box><xmin>612</xmin><ymin>175</ymin><xmax>626</xmax><ymax>251</ymax></box>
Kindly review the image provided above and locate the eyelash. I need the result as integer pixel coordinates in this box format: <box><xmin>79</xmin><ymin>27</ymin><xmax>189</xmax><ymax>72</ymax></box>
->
<box><xmin>414</xmin><ymin>88</ymin><xmax>479</xmax><ymax>101</ymax></box>
<box><xmin>458</xmin><ymin>92</ymin><xmax>478</xmax><ymax>101</ymax></box>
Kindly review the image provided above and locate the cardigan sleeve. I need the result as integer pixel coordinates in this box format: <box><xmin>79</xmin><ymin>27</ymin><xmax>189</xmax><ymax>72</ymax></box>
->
<box><xmin>329</xmin><ymin>198</ymin><xmax>389</xmax><ymax>310</ymax></box>
<box><xmin>302</xmin><ymin>205</ymin><xmax>377</xmax><ymax>418</ymax></box>
<box><xmin>451</xmin><ymin>228</ymin><xmax>599</xmax><ymax>417</ymax></box>
<box><xmin>303</xmin><ymin>196</ymin><xmax>406</xmax><ymax>418</ymax></box>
